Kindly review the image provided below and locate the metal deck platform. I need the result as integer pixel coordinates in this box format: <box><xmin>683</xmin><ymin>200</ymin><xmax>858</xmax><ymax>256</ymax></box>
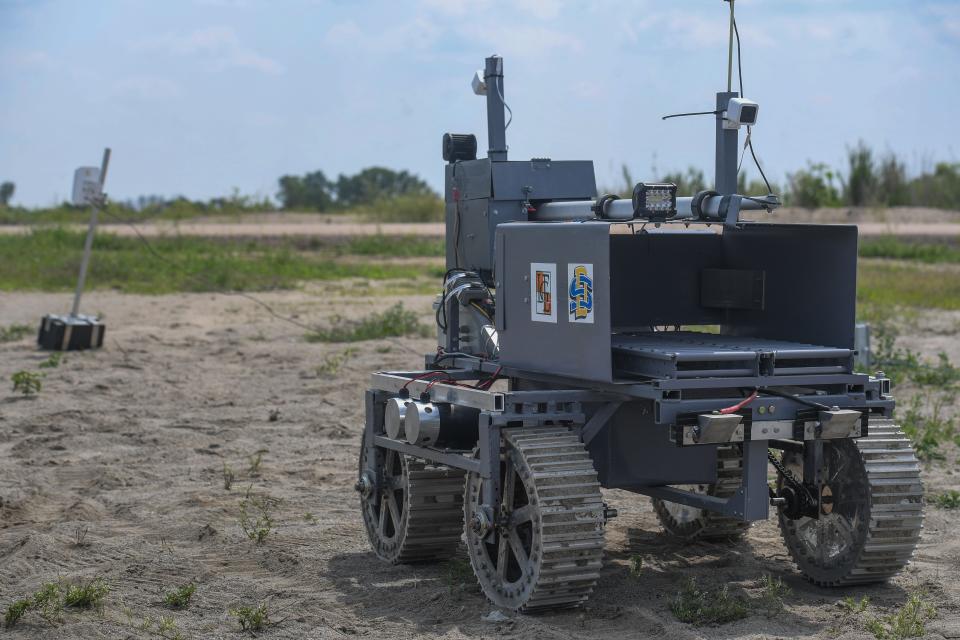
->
<box><xmin>611</xmin><ymin>331</ymin><xmax>854</xmax><ymax>380</ymax></box>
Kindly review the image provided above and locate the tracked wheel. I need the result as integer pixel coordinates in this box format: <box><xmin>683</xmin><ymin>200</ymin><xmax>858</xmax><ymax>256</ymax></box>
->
<box><xmin>358</xmin><ymin>432</ymin><xmax>466</xmax><ymax>564</ymax></box>
<box><xmin>777</xmin><ymin>420</ymin><xmax>923</xmax><ymax>586</ymax></box>
<box><xmin>463</xmin><ymin>426</ymin><xmax>605</xmax><ymax>612</ymax></box>
<box><xmin>652</xmin><ymin>444</ymin><xmax>751</xmax><ymax>541</ymax></box>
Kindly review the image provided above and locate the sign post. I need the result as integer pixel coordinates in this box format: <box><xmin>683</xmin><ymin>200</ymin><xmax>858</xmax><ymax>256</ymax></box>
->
<box><xmin>38</xmin><ymin>148</ymin><xmax>112</xmax><ymax>351</ymax></box>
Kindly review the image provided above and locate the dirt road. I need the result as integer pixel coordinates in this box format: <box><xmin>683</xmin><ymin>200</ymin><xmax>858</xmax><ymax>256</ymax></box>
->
<box><xmin>1</xmin><ymin>287</ymin><xmax>959</xmax><ymax>639</ymax></box>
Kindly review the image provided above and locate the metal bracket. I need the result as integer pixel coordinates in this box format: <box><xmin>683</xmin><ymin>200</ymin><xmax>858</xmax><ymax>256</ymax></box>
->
<box><xmin>579</xmin><ymin>401</ymin><xmax>623</xmax><ymax>445</ymax></box>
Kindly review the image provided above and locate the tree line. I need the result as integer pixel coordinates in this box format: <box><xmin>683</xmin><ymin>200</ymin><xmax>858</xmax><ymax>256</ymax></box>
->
<box><xmin>2</xmin><ymin>147</ymin><xmax>959</xmax><ymax>214</ymax></box>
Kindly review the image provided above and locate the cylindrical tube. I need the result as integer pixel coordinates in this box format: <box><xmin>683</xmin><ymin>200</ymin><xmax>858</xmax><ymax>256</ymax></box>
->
<box><xmin>404</xmin><ymin>402</ymin><xmax>480</xmax><ymax>448</ymax></box>
<box><xmin>384</xmin><ymin>397</ymin><xmax>408</xmax><ymax>440</ymax></box>
<box><xmin>532</xmin><ymin>195</ymin><xmax>770</xmax><ymax>223</ymax></box>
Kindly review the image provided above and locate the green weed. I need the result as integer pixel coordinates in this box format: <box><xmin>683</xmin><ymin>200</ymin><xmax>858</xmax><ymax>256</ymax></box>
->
<box><xmin>39</xmin><ymin>352</ymin><xmax>63</xmax><ymax>368</ymax></box>
<box><xmin>441</xmin><ymin>557</ymin><xmax>477</xmax><ymax>593</ymax></box>
<box><xmin>11</xmin><ymin>370</ymin><xmax>43</xmax><ymax>395</ymax></box>
<box><xmin>4</xmin><ymin>599</ymin><xmax>31</xmax><ymax>628</ymax></box>
<box><xmin>629</xmin><ymin>555</ymin><xmax>644</xmax><ymax>577</ymax></box>
<box><xmin>900</xmin><ymin>395</ymin><xmax>956</xmax><ymax>462</ymax></box>
<box><xmin>247</xmin><ymin>450</ymin><xmax>267</xmax><ymax>477</ymax></box>
<box><xmin>223</xmin><ymin>463</ymin><xmax>235</xmax><ymax>491</ymax></box>
<box><xmin>305</xmin><ymin>303</ymin><xmax>431</xmax><ymax>343</ymax></box>
<box><xmin>315</xmin><ymin>347</ymin><xmax>358</xmax><ymax>376</ymax></box>
<box><xmin>933</xmin><ymin>490</ymin><xmax>960</xmax><ymax>509</ymax></box>
<box><xmin>239</xmin><ymin>492</ymin><xmax>276</xmax><ymax>544</ymax></box>
<box><xmin>4</xmin><ymin>578</ymin><xmax>109</xmax><ymax>628</ymax></box>
<box><xmin>670</xmin><ymin>577</ymin><xmax>749</xmax><ymax>626</ymax></box>
<box><xmin>0</xmin><ymin>323</ymin><xmax>32</xmax><ymax>343</ymax></box>
<box><xmin>758</xmin><ymin>574</ymin><xmax>791</xmax><ymax>613</ymax></box>
<box><xmin>866</xmin><ymin>591</ymin><xmax>936</xmax><ymax>639</ymax></box>
<box><xmin>162</xmin><ymin>583</ymin><xmax>196</xmax><ymax>609</ymax></box>
<box><xmin>229</xmin><ymin>602</ymin><xmax>270</xmax><ymax>632</ymax></box>
<box><xmin>839</xmin><ymin>595</ymin><xmax>870</xmax><ymax>615</ymax></box>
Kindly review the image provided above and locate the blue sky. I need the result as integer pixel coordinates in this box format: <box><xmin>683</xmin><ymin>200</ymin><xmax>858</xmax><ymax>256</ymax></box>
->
<box><xmin>1</xmin><ymin>0</ymin><xmax>958</xmax><ymax>207</ymax></box>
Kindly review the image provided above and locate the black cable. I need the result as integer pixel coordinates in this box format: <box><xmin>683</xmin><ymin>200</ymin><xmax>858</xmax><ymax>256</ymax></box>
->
<box><xmin>661</xmin><ymin>109</ymin><xmax>721</xmax><ymax>121</ymax></box>
<box><xmin>759</xmin><ymin>388</ymin><xmax>833</xmax><ymax>412</ymax></box>
<box><xmin>733</xmin><ymin>15</ymin><xmax>775</xmax><ymax>197</ymax></box>
<box><xmin>98</xmin><ymin>208</ymin><xmax>319</xmax><ymax>334</ymax></box>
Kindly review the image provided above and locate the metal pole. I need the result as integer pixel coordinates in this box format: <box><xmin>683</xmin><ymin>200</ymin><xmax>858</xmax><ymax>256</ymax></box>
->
<box><xmin>484</xmin><ymin>56</ymin><xmax>508</xmax><ymax>162</ymax></box>
<box><xmin>70</xmin><ymin>147</ymin><xmax>111</xmax><ymax>318</ymax></box>
<box><xmin>727</xmin><ymin>0</ymin><xmax>735</xmax><ymax>93</ymax></box>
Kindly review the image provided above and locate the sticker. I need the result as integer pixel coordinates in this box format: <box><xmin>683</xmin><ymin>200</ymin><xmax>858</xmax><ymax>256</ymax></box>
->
<box><xmin>530</xmin><ymin>262</ymin><xmax>557</xmax><ymax>323</ymax></box>
<box><xmin>568</xmin><ymin>263</ymin><xmax>594</xmax><ymax>323</ymax></box>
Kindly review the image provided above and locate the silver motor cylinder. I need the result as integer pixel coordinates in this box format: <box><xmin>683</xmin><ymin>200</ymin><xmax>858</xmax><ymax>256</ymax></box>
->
<box><xmin>404</xmin><ymin>401</ymin><xmax>442</xmax><ymax>446</ymax></box>
<box><xmin>384</xmin><ymin>398</ymin><xmax>408</xmax><ymax>440</ymax></box>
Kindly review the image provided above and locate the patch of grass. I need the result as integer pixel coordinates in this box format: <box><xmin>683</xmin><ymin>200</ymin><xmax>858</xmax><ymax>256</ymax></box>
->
<box><xmin>39</xmin><ymin>352</ymin><xmax>63</xmax><ymax>368</ymax></box>
<box><xmin>315</xmin><ymin>347</ymin><xmax>358</xmax><ymax>376</ymax></box>
<box><xmin>0</xmin><ymin>323</ymin><xmax>32</xmax><ymax>342</ymax></box>
<box><xmin>839</xmin><ymin>595</ymin><xmax>870</xmax><ymax>615</ymax></box>
<box><xmin>4</xmin><ymin>599</ymin><xmax>31</xmax><ymax>628</ymax></box>
<box><xmin>223</xmin><ymin>463</ymin><xmax>235</xmax><ymax>491</ymax></box>
<box><xmin>670</xmin><ymin>577</ymin><xmax>749</xmax><ymax>626</ymax></box>
<box><xmin>900</xmin><ymin>394</ymin><xmax>957</xmax><ymax>462</ymax></box>
<box><xmin>0</xmin><ymin>228</ymin><xmax>442</xmax><ymax>294</ymax></box>
<box><xmin>871</xmin><ymin>322</ymin><xmax>960</xmax><ymax>389</ymax></box>
<box><xmin>933</xmin><ymin>490</ymin><xmax>960</xmax><ymax>509</ymax></box>
<box><xmin>629</xmin><ymin>555</ymin><xmax>643</xmax><ymax>577</ymax></box>
<box><xmin>11</xmin><ymin>370</ymin><xmax>43</xmax><ymax>395</ymax></box>
<box><xmin>339</xmin><ymin>235</ymin><xmax>443</xmax><ymax>258</ymax></box>
<box><xmin>247</xmin><ymin>450</ymin><xmax>267</xmax><ymax>477</ymax></box>
<box><xmin>357</xmin><ymin>193</ymin><xmax>444</xmax><ymax>223</ymax></box>
<box><xmin>4</xmin><ymin>578</ymin><xmax>109</xmax><ymax>628</ymax></box>
<box><xmin>441</xmin><ymin>557</ymin><xmax>478</xmax><ymax>594</ymax></box>
<box><xmin>239</xmin><ymin>492</ymin><xmax>276</xmax><ymax>544</ymax></box>
<box><xmin>912</xmin><ymin>352</ymin><xmax>960</xmax><ymax>387</ymax></box>
<box><xmin>305</xmin><ymin>303</ymin><xmax>432</xmax><ymax>343</ymax></box>
<box><xmin>229</xmin><ymin>602</ymin><xmax>270</xmax><ymax>632</ymax></box>
<box><xmin>62</xmin><ymin>578</ymin><xmax>109</xmax><ymax>610</ymax></box>
<box><xmin>866</xmin><ymin>591</ymin><xmax>936</xmax><ymax>640</ymax></box>
<box><xmin>757</xmin><ymin>575</ymin><xmax>791</xmax><ymax>613</ymax></box>
<box><xmin>303</xmin><ymin>512</ymin><xmax>318</xmax><ymax>524</ymax></box>
<box><xmin>860</xmin><ymin>237</ymin><xmax>960</xmax><ymax>264</ymax></box>
<box><xmin>858</xmin><ymin>260</ymin><xmax>960</xmax><ymax>311</ymax></box>
<box><xmin>162</xmin><ymin>583</ymin><xmax>196</xmax><ymax>609</ymax></box>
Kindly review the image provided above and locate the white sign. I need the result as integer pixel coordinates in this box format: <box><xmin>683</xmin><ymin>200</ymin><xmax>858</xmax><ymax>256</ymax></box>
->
<box><xmin>72</xmin><ymin>167</ymin><xmax>101</xmax><ymax>206</ymax></box>
<box><xmin>530</xmin><ymin>262</ymin><xmax>557</xmax><ymax>323</ymax></box>
<box><xmin>568</xmin><ymin>263</ymin><xmax>595</xmax><ymax>324</ymax></box>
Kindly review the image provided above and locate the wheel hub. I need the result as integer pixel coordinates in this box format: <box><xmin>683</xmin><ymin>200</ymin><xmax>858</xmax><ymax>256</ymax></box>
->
<box><xmin>354</xmin><ymin>471</ymin><xmax>375</xmax><ymax>498</ymax></box>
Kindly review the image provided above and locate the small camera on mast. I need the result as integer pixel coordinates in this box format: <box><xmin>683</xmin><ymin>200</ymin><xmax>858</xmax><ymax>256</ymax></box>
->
<box><xmin>723</xmin><ymin>97</ymin><xmax>759</xmax><ymax>129</ymax></box>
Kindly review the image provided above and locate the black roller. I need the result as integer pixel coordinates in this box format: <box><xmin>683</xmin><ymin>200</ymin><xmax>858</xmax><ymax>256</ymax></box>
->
<box><xmin>442</xmin><ymin>133</ymin><xmax>477</xmax><ymax>163</ymax></box>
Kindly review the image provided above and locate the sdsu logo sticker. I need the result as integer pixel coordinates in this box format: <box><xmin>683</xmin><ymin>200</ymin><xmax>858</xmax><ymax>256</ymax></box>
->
<box><xmin>568</xmin><ymin>263</ymin><xmax>594</xmax><ymax>323</ymax></box>
<box><xmin>530</xmin><ymin>262</ymin><xmax>557</xmax><ymax>323</ymax></box>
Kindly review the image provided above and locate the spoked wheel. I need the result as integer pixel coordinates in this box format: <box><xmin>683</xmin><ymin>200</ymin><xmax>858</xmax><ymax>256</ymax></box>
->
<box><xmin>777</xmin><ymin>420</ymin><xmax>923</xmax><ymax>586</ymax></box>
<box><xmin>463</xmin><ymin>427</ymin><xmax>605</xmax><ymax>612</ymax></box>
<box><xmin>358</xmin><ymin>431</ymin><xmax>466</xmax><ymax>564</ymax></box>
<box><xmin>652</xmin><ymin>445</ymin><xmax>750</xmax><ymax>541</ymax></box>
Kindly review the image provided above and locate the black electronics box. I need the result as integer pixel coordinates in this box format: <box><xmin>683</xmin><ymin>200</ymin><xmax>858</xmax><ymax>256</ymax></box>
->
<box><xmin>38</xmin><ymin>314</ymin><xmax>105</xmax><ymax>351</ymax></box>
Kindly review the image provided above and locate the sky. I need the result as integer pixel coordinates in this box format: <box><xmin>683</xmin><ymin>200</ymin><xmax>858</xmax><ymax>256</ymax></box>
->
<box><xmin>1</xmin><ymin>0</ymin><xmax>958</xmax><ymax>207</ymax></box>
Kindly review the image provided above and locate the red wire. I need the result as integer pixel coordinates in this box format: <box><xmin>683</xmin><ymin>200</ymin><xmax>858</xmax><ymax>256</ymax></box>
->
<box><xmin>719</xmin><ymin>390</ymin><xmax>758</xmax><ymax>415</ymax></box>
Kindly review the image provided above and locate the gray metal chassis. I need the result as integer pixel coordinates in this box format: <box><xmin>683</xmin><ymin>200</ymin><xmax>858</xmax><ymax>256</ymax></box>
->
<box><xmin>363</xmin><ymin>359</ymin><xmax>893</xmax><ymax>525</ymax></box>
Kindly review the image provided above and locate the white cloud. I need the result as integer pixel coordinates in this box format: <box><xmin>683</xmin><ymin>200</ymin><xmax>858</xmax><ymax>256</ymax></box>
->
<box><xmin>134</xmin><ymin>26</ymin><xmax>284</xmax><ymax>74</ymax></box>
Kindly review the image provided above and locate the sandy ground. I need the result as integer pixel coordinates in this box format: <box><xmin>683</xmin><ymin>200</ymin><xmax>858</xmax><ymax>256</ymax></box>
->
<box><xmin>1</xmin><ymin>287</ymin><xmax>959</xmax><ymax>639</ymax></box>
<box><xmin>1</xmin><ymin>207</ymin><xmax>959</xmax><ymax>239</ymax></box>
